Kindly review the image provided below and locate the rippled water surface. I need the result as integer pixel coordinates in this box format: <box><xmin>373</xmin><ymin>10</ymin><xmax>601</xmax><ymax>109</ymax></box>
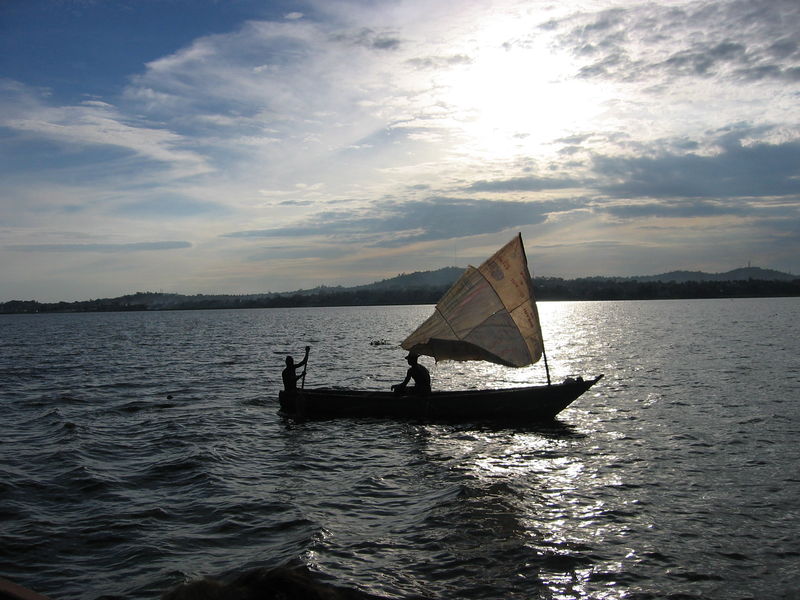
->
<box><xmin>1</xmin><ymin>299</ymin><xmax>799</xmax><ymax>599</ymax></box>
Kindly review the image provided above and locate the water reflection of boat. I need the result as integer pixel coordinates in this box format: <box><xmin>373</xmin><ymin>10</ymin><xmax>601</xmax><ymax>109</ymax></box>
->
<box><xmin>279</xmin><ymin>234</ymin><xmax>602</xmax><ymax>422</ymax></box>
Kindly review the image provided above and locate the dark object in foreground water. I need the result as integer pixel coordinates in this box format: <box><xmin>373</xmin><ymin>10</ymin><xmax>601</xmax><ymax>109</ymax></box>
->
<box><xmin>0</xmin><ymin>578</ymin><xmax>52</xmax><ymax>600</ymax></box>
<box><xmin>162</xmin><ymin>564</ymin><xmax>410</xmax><ymax>600</ymax></box>
<box><xmin>279</xmin><ymin>375</ymin><xmax>603</xmax><ymax>421</ymax></box>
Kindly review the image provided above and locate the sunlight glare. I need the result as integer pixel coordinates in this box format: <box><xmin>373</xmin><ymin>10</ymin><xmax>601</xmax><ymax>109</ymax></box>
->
<box><xmin>438</xmin><ymin>19</ymin><xmax>612</xmax><ymax>161</ymax></box>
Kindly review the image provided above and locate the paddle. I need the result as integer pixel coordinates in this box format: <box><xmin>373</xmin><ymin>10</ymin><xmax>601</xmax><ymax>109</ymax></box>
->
<box><xmin>301</xmin><ymin>346</ymin><xmax>310</xmax><ymax>389</ymax></box>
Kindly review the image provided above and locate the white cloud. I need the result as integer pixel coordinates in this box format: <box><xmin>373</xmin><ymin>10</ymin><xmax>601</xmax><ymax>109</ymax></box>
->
<box><xmin>1</xmin><ymin>89</ymin><xmax>210</xmax><ymax>179</ymax></box>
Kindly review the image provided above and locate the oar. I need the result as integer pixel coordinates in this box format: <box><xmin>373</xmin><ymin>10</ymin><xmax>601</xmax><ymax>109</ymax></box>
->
<box><xmin>542</xmin><ymin>347</ymin><xmax>552</xmax><ymax>386</ymax></box>
<box><xmin>301</xmin><ymin>346</ymin><xmax>310</xmax><ymax>389</ymax></box>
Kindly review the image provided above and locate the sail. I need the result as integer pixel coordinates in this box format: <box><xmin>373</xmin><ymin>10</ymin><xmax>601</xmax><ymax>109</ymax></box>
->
<box><xmin>402</xmin><ymin>234</ymin><xmax>544</xmax><ymax>368</ymax></box>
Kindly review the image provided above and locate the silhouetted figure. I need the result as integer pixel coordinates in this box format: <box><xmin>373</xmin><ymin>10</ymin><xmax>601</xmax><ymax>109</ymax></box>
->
<box><xmin>282</xmin><ymin>346</ymin><xmax>310</xmax><ymax>391</ymax></box>
<box><xmin>391</xmin><ymin>353</ymin><xmax>431</xmax><ymax>395</ymax></box>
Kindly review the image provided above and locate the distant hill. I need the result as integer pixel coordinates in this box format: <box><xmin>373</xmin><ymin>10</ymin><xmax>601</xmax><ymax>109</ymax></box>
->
<box><xmin>320</xmin><ymin>265</ymin><xmax>797</xmax><ymax>290</ymax></box>
<box><xmin>269</xmin><ymin>266</ymin><xmax>464</xmax><ymax>297</ymax></box>
<box><xmin>2</xmin><ymin>266</ymin><xmax>798</xmax><ymax>313</ymax></box>
<box><xmin>353</xmin><ymin>267</ymin><xmax>464</xmax><ymax>290</ymax></box>
<box><xmin>630</xmin><ymin>267</ymin><xmax>796</xmax><ymax>283</ymax></box>
<box><xmin>336</xmin><ymin>265</ymin><xmax>797</xmax><ymax>288</ymax></box>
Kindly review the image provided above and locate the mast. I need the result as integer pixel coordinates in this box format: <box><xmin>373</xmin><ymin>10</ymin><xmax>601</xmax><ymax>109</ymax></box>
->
<box><xmin>519</xmin><ymin>233</ymin><xmax>550</xmax><ymax>385</ymax></box>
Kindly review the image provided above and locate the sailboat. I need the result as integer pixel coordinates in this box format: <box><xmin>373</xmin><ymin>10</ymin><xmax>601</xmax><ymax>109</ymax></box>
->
<box><xmin>279</xmin><ymin>234</ymin><xmax>603</xmax><ymax>421</ymax></box>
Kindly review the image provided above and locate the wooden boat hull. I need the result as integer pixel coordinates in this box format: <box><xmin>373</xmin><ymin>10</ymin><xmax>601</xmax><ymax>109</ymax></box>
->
<box><xmin>279</xmin><ymin>375</ymin><xmax>603</xmax><ymax>422</ymax></box>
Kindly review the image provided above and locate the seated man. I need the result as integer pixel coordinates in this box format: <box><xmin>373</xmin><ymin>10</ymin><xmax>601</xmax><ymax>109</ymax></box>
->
<box><xmin>282</xmin><ymin>346</ymin><xmax>310</xmax><ymax>392</ymax></box>
<box><xmin>391</xmin><ymin>353</ymin><xmax>431</xmax><ymax>395</ymax></box>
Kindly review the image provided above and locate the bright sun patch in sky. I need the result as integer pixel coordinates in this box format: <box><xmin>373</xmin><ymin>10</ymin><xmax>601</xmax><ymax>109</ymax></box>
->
<box><xmin>449</xmin><ymin>58</ymin><xmax>611</xmax><ymax>160</ymax></box>
<box><xmin>431</xmin><ymin>15</ymin><xmax>610</xmax><ymax>161</ymax></box>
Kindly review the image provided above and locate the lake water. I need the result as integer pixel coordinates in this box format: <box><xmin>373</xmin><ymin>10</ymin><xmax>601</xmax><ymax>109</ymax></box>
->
<box><xmin>1</xmin><ymin>299</ymin><xmax>799</xmax><ymax>600</ymax></box>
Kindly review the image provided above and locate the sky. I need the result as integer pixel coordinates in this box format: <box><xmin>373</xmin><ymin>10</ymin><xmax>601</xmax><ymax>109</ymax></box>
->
<box><xmin>1</xmin><ymin>0</ymin><xmax>799</xmax><ymax>302</ymax></box>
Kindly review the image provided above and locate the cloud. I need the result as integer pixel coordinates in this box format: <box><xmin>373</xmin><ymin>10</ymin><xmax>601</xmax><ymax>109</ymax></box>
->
<box><xmin>115</xmin><ymin>14</ymin><xmax>437</xmax><ymax>193</ymax></box>
<box><xmin>599</xmin><ymin>199</ymin><xmax>749</xmax><ymax>219</ymax></box>
<box><xmin>548</xmin><ymin>0</ymin><xmax>800</xmax><ymax>84</ymax></box>
<box><xmin>245</xmin><ymin>244</ymin><xmax>351</xmax><ymax>261</ymax></box>
<box><xmin>223</xmin><ymin>197</ymin><xmax>572</xmax><ymax>246</ymax></box>
<box><xmin>113</xmin><ymin>195</ymin><xmax>230</xmax><ymax>218</ymax></box>
<box><xmin>0</xmin><ymin>86</ymin><xmax>207</xmax><ymax>169</ymax></box>
<box><xmin>593</xmin><ymin>136</ymin><xmax>800</xmax><ymax>199</ymax></box>
<box><xmin>335</xmin><ymin>28</ymin><xmax>403</xmax><ymax>51</ymax></box>
<box><xmin>406</xmin><ymin>54</ymin><xmax>473</xmax><ymax>70</ymax></box>
<box><xmin>0</xmin><ymin>83</ymin><xmax>211</xmax><ymax>179</ymax></box>
<box><xmin>6</xmin><ymin>241</ymin><xmax>192</xmax><ymax>253</ymax></box>
<box><xmin>124</xmin><ymin>19</ymin><xmax>385</xmax><ymax>126</ymax></box>
<box><xmin>468</xmin><ymin>176</ymin><xmax>584</xmax><ymax>192</ymax></box>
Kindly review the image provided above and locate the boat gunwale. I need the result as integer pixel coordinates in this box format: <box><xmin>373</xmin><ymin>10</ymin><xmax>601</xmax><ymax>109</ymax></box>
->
<box><xmin>286</xmin><ymin>374</ymin><xmax>603</xmax><ymax>399</ymax></box>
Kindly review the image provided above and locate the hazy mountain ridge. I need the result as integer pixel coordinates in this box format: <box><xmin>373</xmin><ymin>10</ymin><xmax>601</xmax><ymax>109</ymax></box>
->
<box><xmin>626</xmin><ymin>266</ymin><xmax>796</xmax><ymax>283</ymax></box>
<box><xmin>352</xmin><ymin>267</ymin><xmax>465</xmax><ymax>290</ymax></box>
<box><xmin>300</xmin><ymin>265</ymin><xmax>798</xmax><ymax>291</ymax></box>
<box><xmin>2</xmin><ymin>266</ymin><xmax>797</xmax><ymax>313</ymax></box>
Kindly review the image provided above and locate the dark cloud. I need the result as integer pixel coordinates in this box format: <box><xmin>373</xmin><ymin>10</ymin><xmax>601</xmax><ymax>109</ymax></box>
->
<box><xmin>468</xmin><ymin>176</ymin><xmax>583</xmax><ymax>192</ymax></box>
<box><xmin>278</xmin><ymin>199</ymin><xmax>314</xmax><ymax>206</ymax></box>
<box><xmin>6</xmin><ymin>241</ymin><xmax>192</xmax><ymax>252</ymax></box>
<box><xmin>224</xmin><ymin>225</ymin><xmax>328</xmax><ymax>239</ymax></box>
<box><xmin>334</xmin><ymin>28</ymin><xmax>402</xmax><ymax>51</ymax></box>
<box><xmin>768</xmin><ymin>38</ymin><xmax>798</xmax><ymax>59</ymax></box>
<box><xmin>549</xmin><ymin>0</ymin><xmax>800</xmax><ymax>83</ymax></box>
<box><xmin>661</xmin><ymin>41</ymin><xmax>746</xmax><ymax>77</ymax></box>
<box><xmin>372</xmin><ymin>35</ymin><xmax>401</xmax><ymax>50</ymax></box>
<box><xmin>593</xmin><ymin>137</ymin><xmax>800</xmax><ymax>199</ymax></box>
<box><xmin>600</xmin><ymin>199</ymin><xmax>749</xmax><ymax>219</ymax></box>
<box><xmin>223</xmin><ymin>197</ymin><xmax>573</xmax><ymax>246</ymax></box>
<box><xmin>597</xmin><ymin>199</ymin><xmax>800</xmax><ymax>245</ymax></box>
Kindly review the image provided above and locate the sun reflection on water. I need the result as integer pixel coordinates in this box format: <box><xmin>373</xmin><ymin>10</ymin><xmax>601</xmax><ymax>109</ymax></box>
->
<box><xmin>307</xmin><ymin>301</ymin><xmax>631</xmax><ymax>596</ymax></box>
<box><xmin>412</xmin><ymin>301</ymin><xmax>622</xmax><ymax>595</ymax></box>
<box><xmin>415</xmin><ymin>416</ymin><xmax>637</xmax><ymax>599</ymax></box>
<box><xmin>423</xmin><ymin>300</ymin><xmax>607</xmax><ymax>391</ymax></box>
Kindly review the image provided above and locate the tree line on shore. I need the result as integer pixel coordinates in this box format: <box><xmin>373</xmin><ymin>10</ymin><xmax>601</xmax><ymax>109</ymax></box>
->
<box><xmin>2</xmin><ymin>276</ymin><xmax>799</xmax><ymax>314</ymax></box>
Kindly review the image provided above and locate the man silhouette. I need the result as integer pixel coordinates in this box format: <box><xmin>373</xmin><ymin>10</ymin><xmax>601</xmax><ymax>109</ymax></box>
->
<box><xmin>391</xmin><ymin>353</ymin><xmax>431</xmax><ymax>395</ymax></box>
<box><xmin>282</xmin><ymin>346</ymin><xmax>310</xmax><ymax>392</ymax></box>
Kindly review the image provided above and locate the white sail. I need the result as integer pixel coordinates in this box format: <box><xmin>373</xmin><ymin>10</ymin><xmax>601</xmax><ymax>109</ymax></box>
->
<box><xmin>402</xmin><ymin>234</ymin><xmax>544</xmax><ymax>368</ymax></box>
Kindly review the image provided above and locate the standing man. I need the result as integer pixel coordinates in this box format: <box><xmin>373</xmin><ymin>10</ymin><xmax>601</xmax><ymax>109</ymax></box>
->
<box><xmin>282</xmin><ymin>346</ymin><xmax>310</xmax><ymax>392</ymax></box>
<box><xmin>391</xmin><ymin>353</ymin><xmax>431</xmax><ymax>395</ymax></box>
